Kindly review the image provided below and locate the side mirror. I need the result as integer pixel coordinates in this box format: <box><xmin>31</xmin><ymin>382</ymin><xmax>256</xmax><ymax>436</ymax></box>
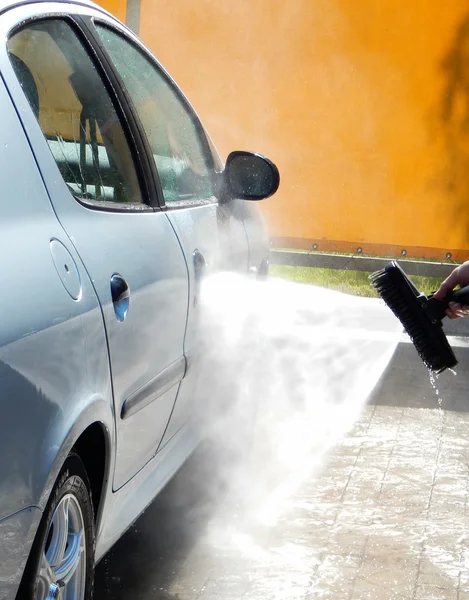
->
<box><xmin>223</xmin><ymin>151</ymin><xmax>280</xmax><ymax>201</ymax></box>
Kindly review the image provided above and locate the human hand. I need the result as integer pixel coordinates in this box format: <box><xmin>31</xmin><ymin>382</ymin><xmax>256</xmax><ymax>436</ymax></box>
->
<box><xmin>433</xmin><ymin>260</ymin><xmax>469</xmax><ymax>319</ymax></box>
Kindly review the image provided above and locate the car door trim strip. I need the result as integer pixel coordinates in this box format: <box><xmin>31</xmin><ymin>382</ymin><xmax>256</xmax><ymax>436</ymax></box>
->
<box><xmin>121</xmin><ymin>355</ymin><xmax>186</xmax><ymax>420</ymax></box>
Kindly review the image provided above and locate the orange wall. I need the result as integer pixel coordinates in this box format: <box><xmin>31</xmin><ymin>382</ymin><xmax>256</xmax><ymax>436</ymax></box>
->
<box><xmin>100</xmin><ymin>0</ymin><xmax>469</xmax><ymax>260</ymax></box>
<box><xmin>98</xmin><ymin>0</ymin><xmax>126</xmax><ymax>25</ymax></box>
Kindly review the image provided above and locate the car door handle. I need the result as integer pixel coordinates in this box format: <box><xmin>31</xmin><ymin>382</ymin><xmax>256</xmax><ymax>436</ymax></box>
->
<box><xmin>111</xmin><ymin>274</ymin><xmax>130</xmax><ymax>322</ymax></box>
<box><xmin>193</xmin><ymin>250</ymin><xmax>206</xmax><ymax>307</ymax></box>
<box><xmin>193</xmin><ymin>249</ymin><xmax>206</xmax><ymax>277</ymax></box>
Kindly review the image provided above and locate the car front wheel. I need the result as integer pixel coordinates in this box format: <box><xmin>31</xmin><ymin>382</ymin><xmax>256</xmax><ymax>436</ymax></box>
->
<box><xmin>18</xmin><ymin>453</ymin><xmax>95</xmax><ymax>600</ymax></box>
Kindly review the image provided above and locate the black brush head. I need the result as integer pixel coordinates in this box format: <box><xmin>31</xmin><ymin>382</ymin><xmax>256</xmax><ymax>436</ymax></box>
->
<box><xmin>370</xmin><ymin>261</ymin><xmax>456</xmax><ymax>374</ymax></box>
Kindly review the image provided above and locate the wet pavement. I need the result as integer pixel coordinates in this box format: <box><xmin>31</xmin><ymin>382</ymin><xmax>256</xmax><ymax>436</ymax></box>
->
<box><xmin>95</xmin><ymin>335</ymin><xmax>469</xmax><ymax>600</ymax></box>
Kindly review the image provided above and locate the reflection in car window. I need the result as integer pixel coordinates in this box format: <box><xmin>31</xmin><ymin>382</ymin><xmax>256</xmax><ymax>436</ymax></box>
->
<box><xmin>95</xmin><ymin>25</ymin><xmax>213</xmax><ymax>204</ymax></box>
<box><xmin>7</xmin><ymin>20</ymin><xmax>143</xmax><ymax>206</ymax></box>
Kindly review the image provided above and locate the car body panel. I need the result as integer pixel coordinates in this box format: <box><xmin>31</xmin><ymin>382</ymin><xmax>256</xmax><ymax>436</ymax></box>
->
<box><xmin>95</xmin><ymin>417</ymin><xmax>200</xmax><ymax>560</ymax></box>
<box><xmin>0</xmin><ymin>507</ymin><xmax>42</xmax><ymax>599</ymax></box>
<box><xmin>0</xmin><ymin>69</ymin><xmax>113</xmax><ymax>521</ymax></box>
<box><xmin>159</xmin><ymin>202</ymin><xmax>249</xmax><ymax>443</ymax></box>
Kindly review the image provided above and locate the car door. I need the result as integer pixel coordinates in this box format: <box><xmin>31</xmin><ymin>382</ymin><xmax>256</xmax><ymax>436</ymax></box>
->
<box><xmin>92</xmin><ymin>20</ymin><xmax>251</xmax><ymax>440</ymax></box>
<box><xmin>5</xmin><ymin>14</ymin><xmax>190</xmax><ymax>490</ymax></box>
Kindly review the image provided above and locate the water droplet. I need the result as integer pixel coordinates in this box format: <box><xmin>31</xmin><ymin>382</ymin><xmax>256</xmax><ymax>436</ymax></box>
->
<box><xmin>428</xmin><ymin>368</ymin><xmax>444</xmax><ymax>405</ymax></box>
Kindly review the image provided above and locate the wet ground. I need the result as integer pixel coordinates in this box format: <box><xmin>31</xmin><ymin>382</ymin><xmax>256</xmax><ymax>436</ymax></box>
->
<box><xmin>95</xmin><ymin>335</ymin><xmax>469</xmax><ymax>600</ymax></box>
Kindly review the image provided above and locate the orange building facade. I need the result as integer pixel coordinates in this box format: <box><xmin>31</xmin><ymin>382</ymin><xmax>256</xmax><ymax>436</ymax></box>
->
<box><xmin>99</xmin><ymin>0</ymin><xmax>469</xmax><ymax>260</ymax></box>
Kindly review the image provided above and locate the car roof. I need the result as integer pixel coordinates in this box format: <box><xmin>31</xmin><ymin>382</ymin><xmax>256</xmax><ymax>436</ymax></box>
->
<box><xmin>0</xmin><ymin>0</ymin><xmax>109</xmax><ymax>17</ymax></box>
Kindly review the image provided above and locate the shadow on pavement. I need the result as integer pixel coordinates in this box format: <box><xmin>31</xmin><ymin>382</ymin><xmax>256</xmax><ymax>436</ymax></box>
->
<box><xmin>94</xmin><ymin>441</ymin><xmax>226</xmax><ymax>600</ymax></box>
<box><xmin>370</xmin><ymin>337</ymin><xmax>469</xmax><ymax>411</ymax></box>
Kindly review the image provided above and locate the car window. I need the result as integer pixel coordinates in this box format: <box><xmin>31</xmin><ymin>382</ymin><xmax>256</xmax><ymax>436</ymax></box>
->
<box><xmin>7</xmin><ymin>20</ymin><xmax>143</xmax><ymax>207</ymax></box>
<box><xmin>95</xmin><ymin>25</ymin><xmax>214</xmax><ymax>204</ymax></box>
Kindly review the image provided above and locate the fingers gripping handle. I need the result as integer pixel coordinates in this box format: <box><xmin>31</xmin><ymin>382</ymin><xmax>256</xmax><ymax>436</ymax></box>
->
<box><xmin>449</xmin><ymin>285</ymin><xmax>469</xmax><ymax>306</ymax></box>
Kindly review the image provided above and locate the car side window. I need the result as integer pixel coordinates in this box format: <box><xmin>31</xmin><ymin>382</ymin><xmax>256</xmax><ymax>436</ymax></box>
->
<box><xmin>95</xmin><ymin>25</ymin><xmax>214</xmax><ymax>205</ymax></box>
<box><xmin>7</xmin><ymin>20</ymin><xmax>143</xmax><ymax>207</ymax></box>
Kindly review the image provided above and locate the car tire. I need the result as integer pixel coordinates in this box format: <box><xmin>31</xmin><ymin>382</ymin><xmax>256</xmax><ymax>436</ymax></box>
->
<box><xmin>17</xmin><ymin>453</ymin><xmax>95</xmax><ymax>600</ymax></box>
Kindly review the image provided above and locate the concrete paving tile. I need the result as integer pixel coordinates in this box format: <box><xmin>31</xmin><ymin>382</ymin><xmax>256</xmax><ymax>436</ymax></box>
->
<box><xmin>310</xmin><ymin>561</ymin><xmax>356</xmax><ymax>589</ymax></box>
<box><xmin>352</xmin><ymin>579</ymin><xmax>413</xmax><ymax>600</ymax></box>
<box><xmin>348</xmin><ymin>467</ymin><xmax>387</xmax><ymax>485</ymax></box>
<box><xmin>364</xmin><ymin>534</ymin><xmax>416</xmax><ymax>552</ymax></box>
<box><xmin>319</xmin><ymin>553</ymin><xmax>362</xmax><ymax>570</ymax></box>
<box><xmin>200</xmin><ymin>574</ymin><xmax>251</xmax><ymax>596</ymax></box>
<box><xmin>417</xmin><ymin>569</ymin><xmax>458</xmax><ymax>588</ymax></box>
<box><xmin>197</xmin><ymin>596</ymin><xmax>235</xmax><ymax>600</ymax></box>
<box><xmin>388</xmin><ymin>454</ymin><xmax>437</xmax><ymax>468</ymax></box>
<box><xmin>314</xmin><ymin>476</ymin><xmax>349</xmax><ymax>493</ymax></box>
<box><xmin>244</xmin><ymin>579</ymin><xmax>309</xmax><ymax>600</ymax></box>
<box><xmin>357</xmin><ymin>561</ymin><xmax>418</xmax><ymax>586</ymax></box>
<box><xmin>419</xmin><ymin>551</ymin><xmax>462</xmax><ymax>573</ymax></box>
<box><xmin>167</xmin><ymin>582</ymin><xmax>207</xmax><ymax>600</ymax></box>
<box><xmin>335</xmin><ymin>506</ymin><xmax>376</xmax><ymax>527</ymax></box>
<box><xmin>307</xmin><ymin>581</ymin><xmax>354</xmax><ymax>600</ymax></box>
<box><xmin>341</xmin><ymin>492</ymin><xmax>382</xmax><ymax>507</ymax></box>
<box><xmin>370</xmin><ymin>404</ymin><xmax>402</xmax><ymax>416</ymax></box>
<box><xmin>427</xmin><ymin>500</ymin><xmax>466</xmax><ymax>517</ymax></box>
<box><xmin>419</xmin><ymin>560</ymin><xmax>461</xmax><ymax>583</ymax></box>
<box><xmin>315</xmin><ymin>566</ymin><xmax>357</xmax><ymax>591</ymax></box>
<box><xmin>435</xmin><ymin>466</ymin><xmax>469</xmax><ymax>481</ymax></box>
<box><xmin>380</xmin><ymin>481</ymin><xmax>431</xmax><ymax>497</ymax></box>
<box><xmin>361</xmin><ymin>551</ymin><xmax>419</xmax><ymax>573</ymax></box>
<box><xmin>457</xmin><ymin>567</ymin><xmax>469</xmax><ymax>588</ymax></box>
<box><xmin>439</xmin><ymin>434</ymin><xmax>469</xmax><ymax>445</ymax></box>
<box><xmin>414</xmin><ymin>584</ymin><xmax>457</xmax><ymax>599</ymax></box>
<box><xmin>320</xmin><ymin>465</ymin><xmax>354</xmax><ymax>479</ymax></box>
<box><xmin>299</xmin><ymin>508</ymin><xmax>340</xmax><ymax>527</ymax></box>
<box><xmin>384</xmin><ymin>465</ymin><xmax>434</xmax><ymax>481</ymax></box>
<box><xmin>378</xmin><ymin>493</ymin><xmax>431</xmax><ymax>510</ymax></box>
<box><xmin>325</xmin><ymin>534</ymin><xmax>366</xmax><ymax>557</ymax></box>
<box><xmin>351</xmin><ymin>424</ymin><xmax>375</xmax><ymax>437</ymax></box>
<box><xmin>438</xmin><ymin>456</ymin><xmax>469</xmax><ymax>470</ymax></box>
<box><xmin>354</xmin><ymin>452</ymin><xmax>394</xmax><ymax>467</ymax></box>
<box><xmin>432</xmin><ymin>479</ymin><xmax>468</xmax><ymax>495</ymax></box>
<box><xmin>324</xmin><ymin>454</ymin><xmax>359</xmax><ymax>469</ymax></box>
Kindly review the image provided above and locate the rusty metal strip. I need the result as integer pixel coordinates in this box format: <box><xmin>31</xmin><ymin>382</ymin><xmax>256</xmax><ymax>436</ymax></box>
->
<box><xmin>271</xmin><ymin>237</ymin><xmax>469</xmax><ymax>263</ymax></box>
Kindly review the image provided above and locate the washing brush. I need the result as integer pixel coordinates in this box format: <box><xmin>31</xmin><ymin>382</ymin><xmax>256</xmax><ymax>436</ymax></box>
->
<box><xmin>369</xmin><ymin>261</ymin><xmax>469</xmax><ymax>373</ymax></box>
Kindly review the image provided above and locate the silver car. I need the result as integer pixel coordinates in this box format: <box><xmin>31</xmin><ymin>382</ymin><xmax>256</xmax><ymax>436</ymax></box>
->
<box><xmin>0</xmin><ymin>1</ymin><xmax>279</xmax><ymax>597</ymax></box>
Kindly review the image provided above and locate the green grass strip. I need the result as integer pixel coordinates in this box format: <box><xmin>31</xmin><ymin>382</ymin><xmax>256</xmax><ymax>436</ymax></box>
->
<box><xmin>269</xmin><ymin>265</ymin><xmax>444</xmax><ymax>298</ymax></box>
